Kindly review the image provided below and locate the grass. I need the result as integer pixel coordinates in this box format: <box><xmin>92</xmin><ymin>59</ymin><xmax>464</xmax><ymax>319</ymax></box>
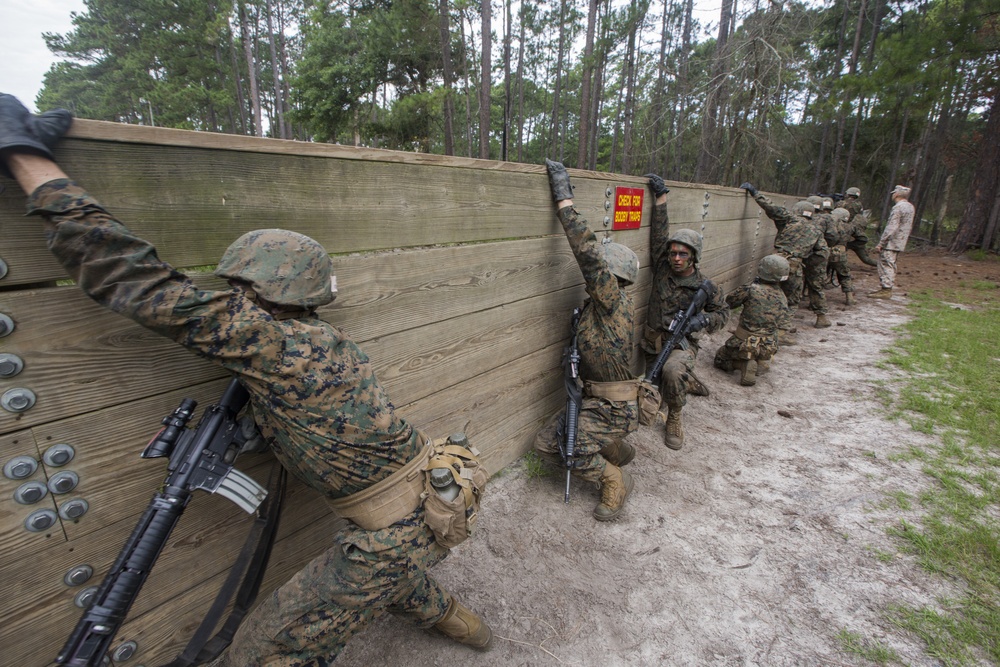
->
<box><xmin>838</xmin><ymin>628</ymin><xmax>903</xmax><ymax>664</ymax></box>
<box><xmin>874</xmin><ymin>287</ymin><xmax>1000</xmax><ymax>665</ymax></box>
<box><xmin>521</xmin><ymin>451</ymin><xmax>551</xmax><ymax>479</ymax></box>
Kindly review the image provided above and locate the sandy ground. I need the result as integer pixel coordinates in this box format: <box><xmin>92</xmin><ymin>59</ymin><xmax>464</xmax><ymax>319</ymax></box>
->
<box><xmin>334</xmin><ymin>251</ymin><xmax>996</xmax><ymax>667</ymax></box>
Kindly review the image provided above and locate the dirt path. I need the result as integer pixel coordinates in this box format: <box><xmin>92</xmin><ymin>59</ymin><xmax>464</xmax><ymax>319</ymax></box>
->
<box><xmin>335</xmin><ymin>252</ymin><xmax>987</xmax><ymax>667</ymax></box>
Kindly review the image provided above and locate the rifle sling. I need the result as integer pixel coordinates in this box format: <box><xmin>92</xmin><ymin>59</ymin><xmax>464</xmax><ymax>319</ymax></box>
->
<box><xmin>160</xmin><ymin>460</ymin><xmax>287</xmax><ymax>667</ymax></box>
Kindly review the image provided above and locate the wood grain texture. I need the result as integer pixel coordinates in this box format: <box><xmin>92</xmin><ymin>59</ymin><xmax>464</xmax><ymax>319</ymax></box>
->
<box><xmin>0</xmin><ymin>120</ymin><xmax>789</xmax><ymax>667</ymax></box>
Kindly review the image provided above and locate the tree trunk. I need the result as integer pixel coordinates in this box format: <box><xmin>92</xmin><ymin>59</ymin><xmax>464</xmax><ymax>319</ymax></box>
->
<box><xmin>621</xmin><ymin>0</ymin><xmax>641</xmax><ymax>174</ymax></box>
<box><xmin>931</xmin><ymin>173</ymin><xmax>953</xmax><ymax>246</ymax></box>
<box><xmin>479</xmin><ymin>0</ymin><xmax>492</xmax><ymax>159</ymax></box>
<box><xmin>550</xmin><ymin>0</ymin><xmax>567</xmax><ymax>159</ymax></box>
<box><xmin>694</xmin><ymin>0</ymin><xmax>733</xmax><ymax>183</ymax></box>
<box><xmin>673</xmin><ymin>0</ymin><xmax>693</xmax><ymax>179</ymax></box>
<box><xmin>515</xmin><ymin>3</ymin><xmax>526</xmax><ymax>162</ymax></box>
<box><xmin>438</xmin><ymin>0</ymin><xmax>456</xmax><ymax>155</ymax></box>
<box><xmin>459</xmin><ymin>9</ymin><xmax>475</xmax><ymax>157</ymax></box>
<box><xmin>239</xmin><ymin>0</ymin><xmax>262</xmax><ymax>137</ymax></box>
<box><xmin>264</xmin><ymin>0</ymin><xmax>286</xmax><ymax>139</ymax></box>
<box><xmin>577</xmin><ymin>0</ymin><xmax>599</xmax><ymax>168</ymax></box>
<box><xmin>502</xmin><ymin>0</ymin><xmax>512</xmax><ymax>161</ymax></box>
<box><xmin>950</xmin><ymin>87</ymin><xmax>1000</xmax><ymax>252</ymax></box>
<box><xmin>648</xmin><ymin>0</ymin><xmax>670</xmax><ymax>174</ymax></box>
<box><xmin>881</xmin><ymin>105</ymin><xmax>910</xmax><ymax>226</ymax></box>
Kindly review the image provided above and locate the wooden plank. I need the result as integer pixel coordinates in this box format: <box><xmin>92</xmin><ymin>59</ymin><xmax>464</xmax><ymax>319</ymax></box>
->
<box><xmin>2</xmin><ymin>505</ymin><xmax>343</xmax><ymax>667</ymax></box>
<box><xmin>0</xmin><ymin>234</ymin><xmax>653</xmax><ymax>434</ymax></box>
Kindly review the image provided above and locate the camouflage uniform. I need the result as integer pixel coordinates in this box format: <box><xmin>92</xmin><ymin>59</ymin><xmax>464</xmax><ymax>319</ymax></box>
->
<box><xmin>842</xmin><ymin>196</ymin><xmax>874</xmax><ymax>264</ymax></box>
<box><xmin>825</xmin><ymin>211</ymin><xmax>856</xmax><ymax>294</ymax></box>
<box><xmin>713</xmin><ymin>281</ymin><xmax>787</xmax><ymax>370</ymax></box>
<box><xmin>751</xmin><ymin>195</ymin><xmax>829</xmax><ymax>328</ymax></box>
<box><xmin>29</xmin><ymin>180</ymin><xmax>455</xmax><ymax>666</ymax></box>
<box><xmin>533</xmin><ymin>206</ymin><xmax>638</xmax><ymax>483</ymax></box>
<box><xmin>876</xmin><ymin>199</ymin><xmax>916</xmax><ymax>289</ymax></box>
<box><xmin>642</xmin><ymin>202</ymin><xmax>729</xmax><ymax>407</ymax></box>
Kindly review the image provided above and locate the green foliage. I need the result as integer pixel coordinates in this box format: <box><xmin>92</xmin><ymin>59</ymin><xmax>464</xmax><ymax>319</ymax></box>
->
<box><xmin>836</xmin><ymin>628</ymin><xmax>903</xmax><ymax>664</ymax></box>
<box><xmin>521</xmin><ymin>451</ymin><xmax>551</xmax><ymax>480</ymax></box>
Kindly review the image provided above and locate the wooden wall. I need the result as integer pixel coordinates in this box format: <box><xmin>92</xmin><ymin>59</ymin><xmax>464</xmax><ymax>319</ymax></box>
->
<box><xmin>0</xmin><ymin>121</ymin><xmax>783</xmax><ymax>666</ymax></box>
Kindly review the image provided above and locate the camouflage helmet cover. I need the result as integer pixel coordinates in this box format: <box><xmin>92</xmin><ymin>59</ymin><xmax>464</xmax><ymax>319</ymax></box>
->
<box><xmin>215</xmin><ymin>229</ymin><xmax>335</xmax><ymax>308</ymax></box>
<box><xmin>793</xmin><ymin>201</ymin><xmax>814</xmax><ymax>218</ymax></box>
<box><xmin>758</xmin><ymin>254</ymin><xmax>790</xmax><ymax>283</ymax></box>
<box><xmin>821</xmin><ymin>198</ymin><xmax>834</xmax><ymax>210</ymax></box>
<box><xmin>846</xmin><ymin>187</ymin><xmax>861</xmax><ymax>197</ymax></box>
<box><xmin>806</xmin><ymin>195</ymin><xmax>822</xmax><ymax>210</ymax></box>
<box><xmin>667</xmin><ymin>228</ymin><xmax>703</xmax><ymax>263</ymax></box>
<box><xmin>602</xmin><ymin>241</ymin><xmax>640</xmax><ymax>285</ymax></box>
<box><xmin>831</xmin><ymin>207</ymin><xmax>850</xmax><ymax>222</ymax></box>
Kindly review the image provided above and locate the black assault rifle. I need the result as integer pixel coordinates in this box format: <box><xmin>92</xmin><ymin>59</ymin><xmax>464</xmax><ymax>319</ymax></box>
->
<box><xmin>560</xmin><ymin>308</ymin><xmax>583</xmax><ymax>503</ymax></box>
<box><xmin>56</xmin><ymin>378</ymin><xmax>268</xmax><ymax>667</ymax></box>
<box><xmin>644</xmin><ymin>280</ymin><xmax>714</xmax><ymax>385</ymax></box>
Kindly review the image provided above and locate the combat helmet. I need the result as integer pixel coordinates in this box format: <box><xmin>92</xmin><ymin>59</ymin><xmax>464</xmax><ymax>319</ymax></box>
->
<box><xmin>831</xmin><ymin>207</ymin><xmax>850</xmax><ymax>222</ymax></box>
<box><xmin>215</xmin><ymin>229</ymin><xmax>335</xmax><ymax>308</ymax></box>
<box><xmin>758</xmin><ymin>254</ymin><xmax>790</xmax><ymax>283</ymax></box>
<box><xmin>602</xmin><ymin>241</ymin><xmax>640</xmax><ymax>285</ymax></box>
<box><xmin>821</xmin><ymin>198</ymin><xmax>834</xmax><ymax>211</ymax></box>
<box><xmin>793</xmin><ymin>201</ymin><xmax>814</xmax><ymax>218</ymax></box>
<box><xmin>807</xmin><ymin>195</ymin><xmax>823</xmax><ymax>210</ymax></box>
<box><xmin>667</xmin><ymin>228</ymin><xmax>703</xmax><ymax>263</ymax></box>
<box><xmin>846</xmin><ymin>187</ymin><xmax>861</xmax><ymax>198</ymax></box>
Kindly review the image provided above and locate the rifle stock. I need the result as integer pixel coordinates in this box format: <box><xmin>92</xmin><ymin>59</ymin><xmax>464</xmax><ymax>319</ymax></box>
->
<box><xmin>56</xmin><ymin>379</ymin><xmax>267</xmax><ymax>667</ymax></box>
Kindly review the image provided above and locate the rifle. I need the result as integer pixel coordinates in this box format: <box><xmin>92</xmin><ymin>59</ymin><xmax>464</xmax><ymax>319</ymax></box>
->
<box><xmin>559</xmin><ymin>307</ymin><xmax>583</xmax><ymax>503</ymax></box>
<box><xmin>644</xmin><ymin>279</ymin><xmax>714</xmax><ymax>385</ymax></box>
<box><xmin>56</xmin><ymin>378</ymin><xmax>268</xmax><ymax>667</ymax></box>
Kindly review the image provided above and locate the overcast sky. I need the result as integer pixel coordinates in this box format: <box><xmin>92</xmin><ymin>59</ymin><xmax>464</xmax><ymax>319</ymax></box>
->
<box><xmin>0</xmin><ymin>0</ymin><xmax>87</xmax><ymax>111</ymax></box>
<box><xmin>0</xmin><ymin>0</ymin><xmax>725</xmax><ymax>114</ymax></box>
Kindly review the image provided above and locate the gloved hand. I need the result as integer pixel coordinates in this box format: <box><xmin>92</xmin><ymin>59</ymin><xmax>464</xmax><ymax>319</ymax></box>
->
<box><xmin>545</xmin><ymin>159</ymin><xmax>574</xmax><ymax>202</ymax></box>
<box><xmin>644</xmin><ymin>173</ymin><xmax>670</xmax><ymax>197</ymax></box>
<box><xmin>687</xmin><ymin>313</ymin><xmax>711</xmax><ymax>333</ymax></box>
<box><xmin>739</xmin><ymin>182</ymin><xmax>758</xmax><ymax>197</ymax></box>
<box><xmin>0</xmin><ymin>94</ymin><xmax>73</xmax><ymax>178</ymax></box>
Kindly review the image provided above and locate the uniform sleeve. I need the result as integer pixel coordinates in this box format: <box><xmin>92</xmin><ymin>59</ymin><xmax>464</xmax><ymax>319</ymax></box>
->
<box><xmin>704</xmin><ymin>281</ymin><xmax>730</xmax><ymax>333</ymax></box>
<box><xmin>812</xmin><ymin>233</ymin><xmax>830</xmax><ymax>260</ymax></box>
<box><xmin>753</xmin><ymin>194</ymin><xmax>792</xmax><ymax>231</ymax></box>
<box><xmin>650</xmin><ymin>202</ymin><xmax>670</xmax><ymax>266</ymax></box>
<box><xmin>556</xmin><ymin>206</ymin><xmax>619</xmax><ymax>313</ymax></box>
<box><xmin>879</xmin><ymin>204</ymin><xmax>902</xmax><ymax>245</ymax></box>
<box><xmin>725</xmin><ymin>284</ymin><xmax>750</xmax><ymax>309</ymax></box>
<box><xmin>27</xmin><ymin>178</ymin><xmax>291</xmax><ymax>381</ymax></box>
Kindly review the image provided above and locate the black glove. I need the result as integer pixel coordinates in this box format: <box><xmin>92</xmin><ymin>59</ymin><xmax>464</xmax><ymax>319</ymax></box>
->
<box><xmin>0</xmin><ymin>94</ymin><xmax>73</xmax><ymax>178</ymax></box>
<box><xmin>644</xmin><ymin>173</ymin><xmax>670</xmax><ymax>197</ymax></box>
<box><xmin>545</xmin><ymin>159</ymin><xmax>574</xmax><ymax>202</ymax></box>
<box><xmin>687</xmin><ymin>313</ymin><xmax>711</xmax><ymax>333</ymax></box>
<box><xmin>739</xmin><ymin>182</ymin><xmax>758</xmax><ymax>197</ymax></box>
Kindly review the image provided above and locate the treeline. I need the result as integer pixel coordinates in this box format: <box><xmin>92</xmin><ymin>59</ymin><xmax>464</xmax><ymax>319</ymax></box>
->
<box><xmin>37</xmin><ymin>0</ymin><xmax>1000</xmax><ymax>251</ymax></box>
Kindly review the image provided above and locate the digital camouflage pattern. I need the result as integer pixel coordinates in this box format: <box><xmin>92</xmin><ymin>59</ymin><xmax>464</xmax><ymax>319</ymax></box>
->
<box><xmin>826</xmin><ymin>209</ymin><xmax>855</xmax><ymax>293</ymax></box>
<box><xmin>714</xmin><ymin>281</ymin><xmax>787</xmax><ymax>369</ymax></box>
<box><xmin>215</xmin><ymin>229</ymin><xmax>335</xmax><ymax>308</ymax></box>
<box><xmin>752</xmin><ymin>194</ymin><xmax>829</xmax><ymax>323</ymax></box>
<box><xmin>644</xmin><ymin>202</ymin><xmax>729</xmax><ymax>405</ymax></box>
<box><xmin>28</xmin><ymin>179</ymin><xmax>455</xmax><ymax>665</ymax></box>
<box><xmin>843</xmin><ymin>196</ymin><xmax>864</xmax><ymax>224</ymax></box>
<box><xmin>533</xmin><ymin>206</ymin><xmax>638</xmax><ymax>481</ymax></box>
<box><xmin>876</xmin><ymin>198</ymin><xmax>916</xmax><ymax>288</ymax></box>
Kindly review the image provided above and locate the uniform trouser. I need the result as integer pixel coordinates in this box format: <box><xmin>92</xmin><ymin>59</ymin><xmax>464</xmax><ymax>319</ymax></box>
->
<box><xmin>642</xmin><ymin>346</ymin><xmax>697</xmax><ymax>408</ymax></box>
<box><xmin>534</xmin><ymin>397</ymin><xmax>638</xmax><ymax>482</ymax></box>
<box><xmin>827</xmin><ymin>245</ymin><xmax>853</xmax><ymax>292</ymax></box>
<box><xmin>802</xmin><ymin>254</ymin><xmax>829</xmax><ymax>315</ymax></box>
<box><xmin>877</xmin><ymin>249</ymin><xmax>900</xmax><ymax>288</ymax></box>
<box><xmin>778</xmin><ymin>261</ymin><xmax>804</xmax><ymax>330</ymax></box>
<box><xmin>212</xmin><ymin>514</ymin><xmax>451</xmax><ymax>667</ymax></box>
<box><xmin>714</xmin><ymin>333</ymin><xmax>778</xmax><ymax>368</ymax></box>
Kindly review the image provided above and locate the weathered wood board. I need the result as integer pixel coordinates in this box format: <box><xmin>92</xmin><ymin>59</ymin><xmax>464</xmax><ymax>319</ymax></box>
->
<box><xmin>0</xmin><ymin>120</ymin><xmax>779</xmax><ymax>666</ymax></box>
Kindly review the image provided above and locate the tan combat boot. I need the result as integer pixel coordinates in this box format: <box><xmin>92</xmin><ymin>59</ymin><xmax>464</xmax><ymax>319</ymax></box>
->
<box><xmin>593</xmin><ymin>464</ymin><xmax>634</xmax><ymax>521</ymax></box>
<box><xmin>601</xmin><ymin>439</ymin><xmax>636</xmax><ymax>467</ymax></box>
<box><xmin>739</xmin><ymin>359</ymin><xmax>757</xmax><ymax>386</ymax></box>
<box><xmin>845</xmin><ymin>291</ymin><xmax>856</xmax><ymax>306</ymax></box>
<box><xmin>867</xmin><ymin>287</ymin><xmax>892</xmax><ymax>299</ymax></box>
<box><xmin>815</xmin><ymin>313</ymin><xmax>832</xmax><ymax>328</ymax></box>
<box><xmin>662</xmin><ymin>406</ymin><xmax>684</xmax><ymax>450</ymax></box>
<box><xmin>434</xmin><ymin>597</ymin><xmax>493</xmax><ymax>650</ymax></box>
<box><xmin>777</xmin><ymin>329</ymin><xmax>798</xmax><ymax>346</ymax></box>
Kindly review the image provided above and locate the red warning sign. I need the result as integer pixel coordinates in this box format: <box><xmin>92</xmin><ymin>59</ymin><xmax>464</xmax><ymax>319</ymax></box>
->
<box><xmin>612</xmin><ymin>186</ymin><xmax>644</xmax><ymax>230</ymax></box>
